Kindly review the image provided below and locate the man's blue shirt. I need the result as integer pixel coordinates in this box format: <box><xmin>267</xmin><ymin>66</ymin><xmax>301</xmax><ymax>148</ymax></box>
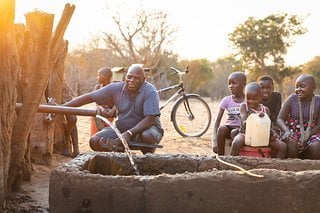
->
<box><xmin>90</xmin><ymin>81</ymin><xmax>162</xmax><ymax>133</ymax></box>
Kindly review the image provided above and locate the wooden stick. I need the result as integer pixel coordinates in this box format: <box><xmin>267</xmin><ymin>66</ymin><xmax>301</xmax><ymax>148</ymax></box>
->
<box><xmin>15</xmin><ymin>103</ymin><xmax>97</xmax><ymax>116</ymax></box>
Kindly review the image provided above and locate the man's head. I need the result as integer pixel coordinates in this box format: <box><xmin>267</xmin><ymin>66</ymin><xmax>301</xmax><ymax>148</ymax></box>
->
<box><xmin>125</xmin><ymin>64</ymin><xmax>145</xmax><ymax>93</ymax></box>
<box><xmin>257</xmin><ymin>75</ymin><xmax>274</xmax><ymax>101</ymax></box>
<box><xmin>97</xmin><ymin>67</ymin><xmax>112</xmax><ymax>85</ymax></box>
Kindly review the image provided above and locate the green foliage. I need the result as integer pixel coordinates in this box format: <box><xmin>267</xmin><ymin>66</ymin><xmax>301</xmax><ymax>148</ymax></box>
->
<box><xmin>65</xmin><ymin>48</ymin><xmax>117</xmax><ymax>95</ymax></box>
<box><xmin>210</xmin><ymin>56</ymin><xmax>242</xmax><ymax>100</ymax></box>
<box><xmin>302</xmin><ymin>56</ymin><xmax>320</xmax><ymax>93</ymax></box>
<box><xmin>177</xmin><ymin>59</ymin><xmax>213</xmax><ymax>96</ymax></box>
<box><xmin>229</xmin><ymin>13</ymin><xmax>306</xmax><ymax>92</ymax></box>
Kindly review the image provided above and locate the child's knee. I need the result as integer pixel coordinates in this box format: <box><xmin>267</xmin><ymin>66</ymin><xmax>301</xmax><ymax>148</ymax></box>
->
<box><xmin>280</xmin><ymin>141</ymin><xmax>287</xmax><ymax>150</ymax></box>
<box><xmin>230</xmin><ymin>128</ymin><xmax>239</xmax><ymax>139</ymax></box>
<box><xmin>217</xmin><ymin>125</ymin><xmax>230</xmax><ymax>135</ymax></box>
<box><xmin>271</xmin><ymin>139</ymin><xmax>286</xmax><ymax>149</ymax></box>
<box><xmin>308</xmin><ymin>143</ymin><xmax>320</xmax><ymax>159</ymax></box>
<box><xmin>232</xmin><ymin>136</ymin><xmax>245</xmax><ymax>149</ymax></box>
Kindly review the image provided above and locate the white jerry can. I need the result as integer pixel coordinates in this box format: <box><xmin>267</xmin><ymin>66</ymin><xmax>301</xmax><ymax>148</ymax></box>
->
<box><xmin>245</xmin><ymin>113</ymin><xmax>271</xmax><ymax>147</ymax></box>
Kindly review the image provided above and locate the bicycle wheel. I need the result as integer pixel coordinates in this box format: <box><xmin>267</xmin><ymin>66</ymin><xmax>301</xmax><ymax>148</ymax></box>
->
<box><xmin>171</xmin><ymin>94</ymin><xmax>211</xmax><ymax>137</ymax></box>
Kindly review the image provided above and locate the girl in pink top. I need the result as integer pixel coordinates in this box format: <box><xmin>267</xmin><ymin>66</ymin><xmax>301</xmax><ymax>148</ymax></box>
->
<box><xmin>213</xmin><ymin>71</ymin><xmax>246</xmax><ymax>155</ymax></box>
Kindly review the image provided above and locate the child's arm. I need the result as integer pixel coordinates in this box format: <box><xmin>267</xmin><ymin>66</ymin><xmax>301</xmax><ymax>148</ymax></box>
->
<box><xmin>212</xmin><ymin>108</ymin><xmax>225</xmax><ymax>146</ymax></box>
<box><xmin>273</xmin><ymin>93</ymin><xmax>282</xmax><ymax>121</ymax></box>
<box><xmin>264</xmin><ymin>106</ymin><xmax>270</xmax><ymax>118</ymax></box>
<box><xmin>277</xmin><ymin>99</ymin><xmax>291</xmax><ymax>139</ymax></box>
<box><xmin>239</xmin><ymin>103</ymin><xmax>248</xmax><ymax>129</ymax></box>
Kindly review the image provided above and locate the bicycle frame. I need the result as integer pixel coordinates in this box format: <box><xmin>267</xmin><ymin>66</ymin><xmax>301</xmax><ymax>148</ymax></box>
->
<box><xmin>158</xmin><ymin>83</ymin><xmax>184</xmax><ymax>110</ymax></box>
<box><xmin>157</xmin><ymin>66</ymin><xmax>212</xmax><ymax>137</ymax></box>
<box><xmin>158</xmin><ymin>67</ymin><xmax>193</xmax><ymax>118</ymax></box>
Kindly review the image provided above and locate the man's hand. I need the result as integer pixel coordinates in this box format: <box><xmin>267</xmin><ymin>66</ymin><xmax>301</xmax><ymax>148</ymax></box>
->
<box><xmin>97</xmin><ymin>105</ymin><xmax>115</xmax><ymax>118</ymax></box>
<box><xmin>122</xmin><ymin>130</ymin><xmax>133</xmax><ymax>143</ymax></box>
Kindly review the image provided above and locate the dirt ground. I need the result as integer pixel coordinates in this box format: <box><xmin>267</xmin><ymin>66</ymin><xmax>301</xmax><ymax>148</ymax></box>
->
<box><xmin>5</xmin><ymin>99</ymin><xmax>219</xmax><ymax>212</ymax></box>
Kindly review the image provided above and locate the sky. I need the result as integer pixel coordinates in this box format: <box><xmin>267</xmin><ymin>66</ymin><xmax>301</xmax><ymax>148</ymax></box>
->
<box><xmin>15</xmin><ymin>0</ymin><xmax>320</xmax><ymax>66</ymax></box>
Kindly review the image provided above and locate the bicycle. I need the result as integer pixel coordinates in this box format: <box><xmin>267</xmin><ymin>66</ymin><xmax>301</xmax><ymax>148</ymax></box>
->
<box><xmin>158</xmin><ymin>66</ymin><xmax>212</xmax><ymax>137</ymax></box>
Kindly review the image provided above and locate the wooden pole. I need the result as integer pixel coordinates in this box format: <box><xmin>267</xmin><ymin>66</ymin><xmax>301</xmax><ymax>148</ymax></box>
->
<box><xmin>0</xmin><ymin>0</ymin><xmax>20</xmax><ymax>202</ymax></box>
<box><xmin>9</xmin><ymin>11</ymin><xmax>54</xmax><ymax>190</ymax></box>
<box><xmin>16</xmin><ymin>103</ymin><xmax>97</xmax><ymax>116</ymax></box>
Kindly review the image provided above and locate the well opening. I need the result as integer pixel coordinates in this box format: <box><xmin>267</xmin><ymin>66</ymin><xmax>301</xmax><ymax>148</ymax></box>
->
<box><xmin>84</xmin><ymin>153</ymin><xmax>200</xmax><ymax>176</ymax></box>
<box><xmin>82</xmin><ymin>152</ymin><xmax>320</xmax><ymax>176</ymax></box>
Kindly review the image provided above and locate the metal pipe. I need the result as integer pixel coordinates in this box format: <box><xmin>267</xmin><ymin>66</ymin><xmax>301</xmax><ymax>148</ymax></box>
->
<box><xmin>15</xmin><ymin>103</ymin><xmax>97</xmax><ymax>116</ymax></box>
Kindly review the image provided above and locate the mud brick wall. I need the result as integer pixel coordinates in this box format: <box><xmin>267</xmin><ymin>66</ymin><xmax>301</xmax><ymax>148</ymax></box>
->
<box><xmin>49</xmin><ymin>152</ymin><xmax>320</xmax><ymax>213</ymax></box>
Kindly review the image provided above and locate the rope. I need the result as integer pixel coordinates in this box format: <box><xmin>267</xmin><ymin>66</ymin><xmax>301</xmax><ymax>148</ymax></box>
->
<box><xmin>298</xmin><ymin>95</ymin><xmax>314</xmax><ymax>144</ymax></box>
<box><xmin>212</xmin><ymin>153</ymin><xmax>264</xmax><ymax>178</ymax></box>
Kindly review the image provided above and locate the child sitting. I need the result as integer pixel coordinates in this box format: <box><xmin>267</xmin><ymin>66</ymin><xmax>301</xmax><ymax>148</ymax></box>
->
<box><xmin>95</xmin><ymin>67</ymin><xmax>113</xmax><ymax>90</ymax></box>
<box><xmin>257</xmin><ymin>75</ymin><xmax>282</xmax><ymax>124</ymax></box>
<box><xmin>212</xmin><ymin>71</ymin><xmax>246</xmax><ymax>155</ymax></box>
<box><xmin>230</xmin><ymin>82</ymin><xmax>287</xmax><ymax>158</ymax></box>
<box><xmin>277</xmin><ymin>74</ymin><xmax>320</xmax><ymax>159</ymax></box>
<box><xmin>90</xmin><ymin>67</ymin><xmax>116</xmax><ymax>135</ymax></box>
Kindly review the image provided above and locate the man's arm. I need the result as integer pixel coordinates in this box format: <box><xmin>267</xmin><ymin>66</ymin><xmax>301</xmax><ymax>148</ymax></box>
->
<box><xmin>121</xmin><ymin>115</ymin><xmax>157</xmax><ymax>142</ymax></box>
<box><xmin>63</xmin><ymin>93</ymin><xmax>94</xmax><ymax>107</ymax></box>
<box><xmin>239</xmin><ymin>103</ymin><xmax>248</xmax><ymax>129</ymax></box>
<box><xmin>129</xmin><ymin>115</ymin><xmax>156</xmax><ymax>135</ymax></box>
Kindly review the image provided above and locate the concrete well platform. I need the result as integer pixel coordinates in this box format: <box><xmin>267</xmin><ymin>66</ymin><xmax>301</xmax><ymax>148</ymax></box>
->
<box><xmin>49</xmin><ymin>152</ymin><xmax>320</xmax><ymax>213</ymax></box>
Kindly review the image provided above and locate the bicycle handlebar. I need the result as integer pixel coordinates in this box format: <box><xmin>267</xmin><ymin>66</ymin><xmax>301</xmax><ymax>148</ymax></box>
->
<box><xmin>170</xmin><ymin>66</ymin><xmax>189</xmax><ymax>75</ymax></box>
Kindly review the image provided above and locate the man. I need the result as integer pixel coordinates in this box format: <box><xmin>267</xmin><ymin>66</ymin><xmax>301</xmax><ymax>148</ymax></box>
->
<box><xmin>63</xmin><ymin>64</ymin><xmax>163</xmax><ymax>154</ymax></box>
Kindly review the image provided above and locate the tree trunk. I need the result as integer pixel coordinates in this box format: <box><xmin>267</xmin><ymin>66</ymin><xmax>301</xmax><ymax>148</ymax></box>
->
<box><xmin>9</xmin><ymin>11</ymin><xmax>54</xmax><ymax>191</ymax></box>
<box><xmin>0</xmin><ymin>0</ymin><xmax>20</xmax><ymax>204</ymax></box>
<box><xmin>28</xmin><ymin>4</ymin><xmax>75</xmax><ymax>163</ymax></box>
<box><xmin>29</xmin><ymin>96</ymin><xmax>53</xmax><ymax>165</ymax></box>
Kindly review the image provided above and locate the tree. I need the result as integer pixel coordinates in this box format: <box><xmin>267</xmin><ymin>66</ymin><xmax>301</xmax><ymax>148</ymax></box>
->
<box><xmin>100</xmin><ymin>7</ymin><xmax>178</xmax><ymax>88</ymax></box>
<box><xmin>9</xmin><ymin>4</ymin><xmax>75</xmax><ymax>191</ymax></box>
<box><xmin>302</xmin><ymin>56</ymin><xmax>320</xmax><ymax>93</ymax></box>
<box><xmin>177</xmin><ymin>59</ymin><xmax>213</xmax><ymax>95</ymax></box>
<box><xmin>229</xmin><ymin>13</ymin><xmax>306</xmax><ymax>93</ymax></box>
<box><xmin>0</xmin><ymin>0</ymin><xmax>20</xmax><ymax>203</ymax></box>
<box><xmin>210</xmin><ymin>56</ymin><xmax>242</xmax><ymax>100</ymax></box>
<box><xmin>65</xmin><ymin>48</ymin><xmax>115</xmax><ymax>95</ymax></box>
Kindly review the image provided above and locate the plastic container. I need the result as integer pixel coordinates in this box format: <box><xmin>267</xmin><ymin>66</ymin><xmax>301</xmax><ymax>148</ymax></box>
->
<box><xmin>245</xmin><ymin>113</ymin><xmax>271</xmax><ymax>147</ymax></box>
<box><xmin>239</xmin><ymin>146</ymin><xmax>271</xmax><ymax>158</ymax></box>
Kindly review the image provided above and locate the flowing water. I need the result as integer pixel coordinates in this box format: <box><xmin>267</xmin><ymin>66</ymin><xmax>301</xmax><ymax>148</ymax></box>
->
<box><xmin>96</xmin><ymin>115</ymin><xmax>140</xmax><ymax>175</ymax></box>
